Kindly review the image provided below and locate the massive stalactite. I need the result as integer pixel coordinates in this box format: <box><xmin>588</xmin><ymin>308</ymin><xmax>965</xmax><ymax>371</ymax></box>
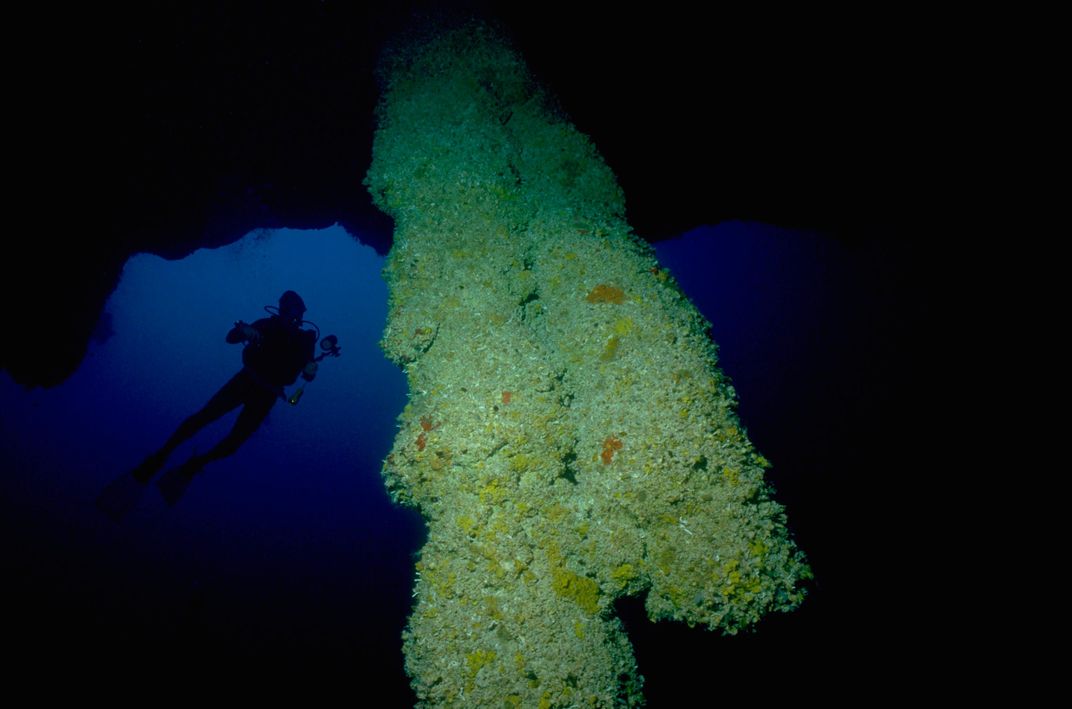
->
<box><xmin>366</xmin><ymin>20</ymin><xmax>811</xmax><ymax>707</ymax></box>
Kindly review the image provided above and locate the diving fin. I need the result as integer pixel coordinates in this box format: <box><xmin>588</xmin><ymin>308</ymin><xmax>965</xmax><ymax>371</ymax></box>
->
<box><xmin>157</xmin><ymin>458</ymin><xmax>202</xmax><ymax>507</ymax></box>
<box><xmin>96</xmin><ymin>472</ymin><xmax>149</xmax><ymax>523</ymax></box>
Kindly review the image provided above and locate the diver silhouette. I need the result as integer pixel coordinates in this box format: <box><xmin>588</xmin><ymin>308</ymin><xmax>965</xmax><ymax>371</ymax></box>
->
<box><xmin>97</xmin><ymin>290</ymin><xmax>330</xmax><ymax>518</ymax></box>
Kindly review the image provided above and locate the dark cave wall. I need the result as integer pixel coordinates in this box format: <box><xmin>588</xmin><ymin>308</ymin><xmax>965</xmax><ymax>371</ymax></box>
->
<box><xmin>6</xmin><ymin>2</ymin><xmax>931</xmax><ymax>389</ymax></box>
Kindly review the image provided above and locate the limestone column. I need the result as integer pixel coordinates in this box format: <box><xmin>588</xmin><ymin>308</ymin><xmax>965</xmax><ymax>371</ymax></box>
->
<box><xmin>366</xmin><ymin>20</ymin><xmax>811</xmax><ymax>707</ymax></box>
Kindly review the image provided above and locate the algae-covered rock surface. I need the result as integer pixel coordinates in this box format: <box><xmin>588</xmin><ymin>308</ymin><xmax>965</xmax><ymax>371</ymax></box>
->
<box><xmin>367</xmin><ymin>20</ymin><xmax>811</xmax><ymax>707</ymax></box>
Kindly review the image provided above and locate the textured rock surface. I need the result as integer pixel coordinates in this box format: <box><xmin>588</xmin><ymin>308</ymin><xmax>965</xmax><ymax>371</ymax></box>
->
<box><xmin>367</xmin><ymin>21</ymin><xmax>811</xmax><ymax>707</ymax></box>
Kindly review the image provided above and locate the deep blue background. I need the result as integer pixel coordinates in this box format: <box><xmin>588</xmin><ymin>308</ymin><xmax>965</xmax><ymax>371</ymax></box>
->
<box><xmin>2</xmin><ymin>221</ymin><xmax>930</xmax><ymax>701</ymax></box>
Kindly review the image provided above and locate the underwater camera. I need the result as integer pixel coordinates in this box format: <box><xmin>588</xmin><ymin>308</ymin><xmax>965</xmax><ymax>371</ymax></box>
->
<box><xmin>319</xmin><ymin>334</ymin><xmax>341</xmax><ymax>358</ymax></box>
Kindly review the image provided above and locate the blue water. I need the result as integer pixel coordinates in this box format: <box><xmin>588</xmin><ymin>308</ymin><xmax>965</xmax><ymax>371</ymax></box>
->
<box><xmin>1</xmin><ymin>221</ymin><xmax>920</xmax><ymax>698</ymax></box>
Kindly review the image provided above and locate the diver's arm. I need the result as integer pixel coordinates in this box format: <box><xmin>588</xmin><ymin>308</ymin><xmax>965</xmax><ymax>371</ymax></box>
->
<box><xmin>300</xmin><ymin>330</ymin><xmax>317</xmax><ymax>380</ymax></box>
<box><xmin>227</xmin><ymin>321</ymin><xmax>261</xmax><ymax>344</ymax></box>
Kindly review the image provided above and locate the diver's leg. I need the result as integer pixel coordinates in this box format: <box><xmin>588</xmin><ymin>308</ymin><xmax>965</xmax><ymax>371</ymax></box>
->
<box><xmin>157</xmin><ymin>386</ymin><xmax>275</xmax><ymax>506</ymax></box>
<box><xmin>186</xmin><ymin>390</ymin><xmax>276</xmax><ymax>470</ymax></box>
<box><xmin>132</xmin><ymin>373</ymin><xmax>245</xmax><ymax>482</ymax></box>
<box><xmin>162</xmin><ymin>374</ymin><xmax>248</xmax><ymax>453</ymax></box>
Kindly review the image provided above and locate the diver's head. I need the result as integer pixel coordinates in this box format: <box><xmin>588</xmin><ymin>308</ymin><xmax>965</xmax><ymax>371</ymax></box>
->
<box><xmin>278</xmin><ymin>290</ymin><xmax>306</xmax><ymax>326</ymax></box>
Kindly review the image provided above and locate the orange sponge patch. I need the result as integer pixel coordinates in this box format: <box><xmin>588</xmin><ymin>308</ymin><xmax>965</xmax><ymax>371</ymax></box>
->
<box><xmin>601</xmin><ymin>436</ymin><xmax>623</xmax><ymax>464</ymax></box>
<box><xmin>585</xmin><ymin>284</ymin><xmax>625</xmax><ymax>304</ymax></box>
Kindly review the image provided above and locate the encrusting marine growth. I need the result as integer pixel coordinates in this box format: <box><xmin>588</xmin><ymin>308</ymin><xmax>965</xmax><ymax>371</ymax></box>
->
<box><xmin>366</xmin><ymin>19</ymin><xmax>811</xmax><ymax>707</ymax></box>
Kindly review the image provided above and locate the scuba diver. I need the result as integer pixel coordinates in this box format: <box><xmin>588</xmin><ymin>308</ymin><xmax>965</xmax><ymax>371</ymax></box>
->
<box><xmin>97</xmin><ymin>290</ymin><xmax>341</xmax><ymax>519</ymax></box>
